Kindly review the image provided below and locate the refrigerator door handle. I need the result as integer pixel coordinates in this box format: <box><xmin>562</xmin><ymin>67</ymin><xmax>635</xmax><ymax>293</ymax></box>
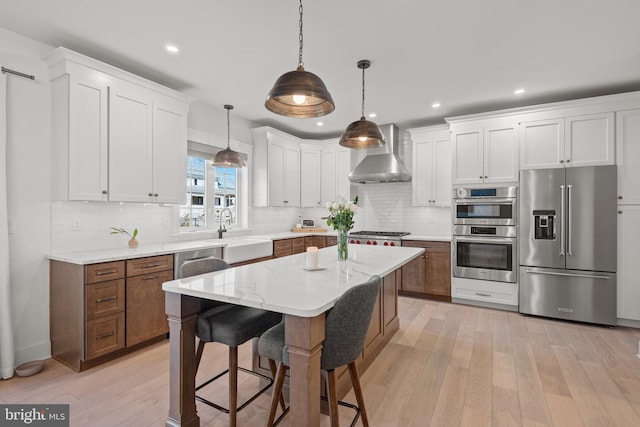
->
<box><xmin>524</xmin><ymin>269</ymin><xmax>611</xmax><ymax>280</ymax></box>
<box><xmin>560</xmin><ymin>185</ymin><xmax>565</xmax><ymax>256</ymax></box>
<box><xmin>567</xmin><ymin>184</ymin><xmax>573</xmax><ymax>256</ymax></box>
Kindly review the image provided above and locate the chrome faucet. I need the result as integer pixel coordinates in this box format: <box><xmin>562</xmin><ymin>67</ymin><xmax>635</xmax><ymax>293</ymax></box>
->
<box><xmin>218</xmin><ymin>208</ymin><xmax>233</xmax><ymax>239</ymax></box>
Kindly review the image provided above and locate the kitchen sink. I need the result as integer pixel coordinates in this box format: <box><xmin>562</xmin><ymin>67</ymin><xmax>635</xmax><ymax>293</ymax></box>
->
<box><xmin>213</xmin><ymin>237</ymin><xmax>273</xmax><ymax>264</ymax></box>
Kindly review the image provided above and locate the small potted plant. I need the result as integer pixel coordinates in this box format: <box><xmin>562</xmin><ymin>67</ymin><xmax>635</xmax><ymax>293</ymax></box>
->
<box><xmin>110</xmin><ymin>227</ymin><xmax>139</xmax><ymax>249</ymax></box>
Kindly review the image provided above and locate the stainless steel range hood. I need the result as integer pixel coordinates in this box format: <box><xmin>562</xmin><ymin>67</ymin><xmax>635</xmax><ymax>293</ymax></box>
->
<box><xmin>348</xmin><ymin>123</ymin><xmax>411</xmax><ymax>183</ymax></box>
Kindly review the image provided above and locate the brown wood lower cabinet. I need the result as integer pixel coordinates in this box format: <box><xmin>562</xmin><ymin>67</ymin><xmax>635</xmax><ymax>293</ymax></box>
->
<box><xmin>401</xmin><ymin>240</ymin><xmax>451</xmax><ymax>301</ymax></box>
<box><xmin>50</xmin><ymin>254</ymin><xmax>172</xmax><ymax>372</ymax></box>
<box><xmin>304</xmin><ymin>235</ymin><xmax>326</xmax><ymax>249</ymax></box>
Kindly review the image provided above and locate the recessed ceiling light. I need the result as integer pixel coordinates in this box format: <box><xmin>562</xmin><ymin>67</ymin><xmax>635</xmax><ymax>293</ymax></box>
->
<box><xmin>316</xmin><ymin>121</ymin><xmax>324</xmax><ymax>127</ymax></box>
<box><xmin>165</xmin><ymin>44</ymin><xmax>180</xmax><ymax>53</ymax></box>
<box><xmin>368</xmin><ymin>112</ymin><xmax>377</xmax><ymax>118</ymax></box>
<box><xmin>432</xmin><ymin>102</ymin><xmax>441</xmax><ymax>108</ymax></box>
<box><xmin>514</xmin><ymin>88</ymin><xmax>525</xmax><ymax>95</ymax></box>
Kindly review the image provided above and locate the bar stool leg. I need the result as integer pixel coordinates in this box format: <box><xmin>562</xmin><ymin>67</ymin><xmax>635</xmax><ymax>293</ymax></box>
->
<box><xmin>265</xmin><ymin>362</ymin><xmax>288</xmax><ymax>427</ymax></box>
<box><xmin>229</xmin><ymin>346</ymin><xmax>238</xmax><ymax>427</ymax></box>
<box><xmin>326</xmin><ymin>370</ymin><xmax>340</xmax><ymax>427</ymax></box>
<box><xmin>348</xmin><ymin>362</ymin><xmax>369</xmax><ymax>427</ymax></box>
<box><xmin>268</xmin><ymin>359</ymin><xmax>287</xmax><ymax>411</ymax></box>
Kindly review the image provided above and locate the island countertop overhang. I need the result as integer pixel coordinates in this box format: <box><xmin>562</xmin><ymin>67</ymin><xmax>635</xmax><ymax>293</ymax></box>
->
<box><xmin>162</xmin><ymin>244</ymin><xmax>424</xmax><ymax>317</ymax></box>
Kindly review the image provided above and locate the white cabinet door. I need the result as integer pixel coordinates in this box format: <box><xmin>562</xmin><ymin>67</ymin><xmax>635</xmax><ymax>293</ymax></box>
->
<box><xmin>284</xmin><ymin>144</ymin><xmax>301</xmax><ymax>207</ymax></box>
<box><xmin>152</xmin><ymin>100</ymin><xmax>187</xmax><ymax>204</ymax></box>
<box><xmin>565</xmin><ymin>112</ymin><xmax>614</xmax><ymax>167</ymax></box>
<box><xmin>452</xmin><ymin>129</ymin><xmax>483</xmax><ymax>185</ymax></box>
<box><xmin>267</xmin><ymin>138</ymin><xmax>286</xmax><ymax>207</ymax></box>
<box><xmin>412</xmin><ymin>139</ymin><xmax>434</xmax><ymax>206</ymax></box>
<box><xmin>617</xmin><ymin>205</ymin><xmax>640</xmax><ymax>322</ymax></box>
<box><xmin>336</xmin><ymin>148</ymin><xmax>351</xmax><ymax>201</ymax></box>
<box><xmin>616</xmin><ymin>109</ymin><xmax>640</xmax><ymax>205</ymax></box>
<box><xmin>519</xmin><ymin>118</ymin><xmax>565</xmax><ymax>169</ymax></box>
<box><xmin>300</xmin><ymin>147</ymin><xmax>321</xmax><ymax>207</ymax></box>
<box><xmin>484</xmin><ymin>125</ymin><xmax>518</xmax><ymax>183</ymax></box>
<box><xmin>411</xmin><ymin>128</ymin><xmax>451</xmax><ymax>207</ymax></box>
<box><xmin>433</xmin><ymin>136</ymin><xmax>452</xmax><ymax>206</ymax></box>
<box><xmin>320</xmin><ymin>147</ymin><xmax>336</xmax><ymax>205</ymax></box>
<box><xmin>108</xmin><ymin>84</ymin><xmax>154</xmax><ymax>202</ymax></box>
<box><xmin>68</xmin><ymin>77</ymin><xmax>109</xmax><ymax>201</ymax></box>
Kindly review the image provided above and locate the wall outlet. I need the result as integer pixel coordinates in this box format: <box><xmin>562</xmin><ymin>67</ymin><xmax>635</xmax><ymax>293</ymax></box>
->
<box><xmin>72</xmin><ymin>217</ymin><xmax>82</xmax><ymax>231</ymax></box>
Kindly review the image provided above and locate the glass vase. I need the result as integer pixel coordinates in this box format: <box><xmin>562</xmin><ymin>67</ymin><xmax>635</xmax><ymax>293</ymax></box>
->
<box><xmin>337</xmin><ymin>229</ymin><xmax>348</xmax><ymax>261</ymax></box>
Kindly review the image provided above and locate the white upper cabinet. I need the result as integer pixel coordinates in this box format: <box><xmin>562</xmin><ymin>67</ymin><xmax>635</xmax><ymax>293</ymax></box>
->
<box><xmin>617</xmin><ymin>205</ymin><xmax>640</xmax><ymax>322</ymax></box>
<box><xmin>46</xmin><ymin>47</ymin><xmax>190</xmax><ymax>203</ymax></box>
<box><xmin>409</xmin><ymin>125</ymin><xmax>451</xmax><ymax>206</ymax></box>
<box><xmin>450</xmin><ymin>120</ymin><xmax>518</xmax><ymax>185</ymax></box>
<box><xmin>520</xmin><ymin>112</ymin><xmax>614</xmax><ymax>170</ymax></box>
<box><xmin>252</xmin><ymin>128</ymin><xmax>301</xmax><ymax>207</ymax></box>
<box><xmin>616</xmin><ymin>109</ymin><xmax>640</xmax><ymax>205</ymax></box>
<box><xmin>300</xmin><ymin>145</ymin><xmax>322</xmax><ymax>207</ymax></box>
<box><xmin>336</xmin><ymin>146</ymin><xmax>351</xmax><ymax>201</ymax></box>
<box><xmin>319</xmin><ymin>141</ymin><xmax>351</xmax><ymax>204</ymax></box>
<box><xmin>320</xmin><ymin>146</ymin><xmax>336</xmax><ymax>205</ymax></box>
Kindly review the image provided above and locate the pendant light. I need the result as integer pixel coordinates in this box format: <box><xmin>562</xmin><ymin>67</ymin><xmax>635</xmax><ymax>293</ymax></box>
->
<box><xmin>339</xmin><ymin>60</ymin><xmax>385</xmax><ymax>149</ymax></box>
<box><xmin>213</xmin><ymin>105</ymin><xmax>246</xmax><ymax>168</ymax></box>
<box><xmin>265</xmin><ymin>0</ymin><xmax>335</xmax><ymax>118</ymax></box>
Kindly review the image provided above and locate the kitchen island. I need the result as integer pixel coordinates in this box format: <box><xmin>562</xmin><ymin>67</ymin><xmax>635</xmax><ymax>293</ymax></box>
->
<box><xmin>162</xmin><ymin>244</ymin><xmax>423</xmax><ymax>427</ymax></box>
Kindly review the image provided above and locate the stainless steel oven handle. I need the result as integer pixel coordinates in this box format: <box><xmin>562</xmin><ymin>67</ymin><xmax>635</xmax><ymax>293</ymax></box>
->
<box><xmin>560</xmin><ymin>185</ymin><xmax>565</xmax><ymax>256</ymax></box>
<box><xmin>524</xmin><ymin>269</ymin><xmax>610</xmax><ymax>280</ymax></box>
<box><xmin>454</xmin><ymin>236</ymin><xmax>516</xmax><ymax>245</ymax></box>
<box><xmin>567</xmin><ymin>184</ymin><xmax>572</xmax><ymax>256</ymax></box>
<box><xmin>453</xmin><ymin>197</ymin><xmax>515</xmax><ymax>205</ymax></box>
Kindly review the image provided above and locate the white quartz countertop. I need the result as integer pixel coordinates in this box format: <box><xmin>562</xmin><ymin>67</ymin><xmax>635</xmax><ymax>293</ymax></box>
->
<box><xmin>401</xmin><ymin>235</ymin><xmax>451</xmax><ymax>242</ymax></box>
<box><xmin>162</xmin><ymin>244</ymin><xmax>424</xmax><ymax>317</ymax></box>
<box><xmin>47</xmin><ymin>240</ymin><xmax>228</xmax><ymax>264</ymax></box>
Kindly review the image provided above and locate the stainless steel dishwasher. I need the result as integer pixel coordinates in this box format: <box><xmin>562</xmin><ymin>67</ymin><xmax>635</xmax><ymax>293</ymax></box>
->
<box><xmin>174</xmin><ymin>247</ymin><xmax>223</xmax><ymax>279</ymax></box>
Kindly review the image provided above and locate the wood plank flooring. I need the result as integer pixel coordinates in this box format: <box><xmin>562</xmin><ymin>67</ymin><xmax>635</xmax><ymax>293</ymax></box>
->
<box><xmin>2</xmin><ymin>297</ymin><xmax>640</xmax><ymax>426</ymax></box>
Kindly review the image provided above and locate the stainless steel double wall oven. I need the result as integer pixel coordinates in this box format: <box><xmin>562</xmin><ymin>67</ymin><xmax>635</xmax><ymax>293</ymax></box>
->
<box><xmin>452</xmin><ymin>186</ymin><xmax>518</xmax><ymax>283</ymax></box>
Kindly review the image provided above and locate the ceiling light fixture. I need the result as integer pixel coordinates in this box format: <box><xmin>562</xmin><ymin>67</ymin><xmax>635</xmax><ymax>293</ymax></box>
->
<box><xmin>368</xmin><ymin>112</ymin><xmax>377</xmax><ymax>118</ymax></box>
<box><xmin>432</xmin><ymin>102</ymin><xmax>441</xmax><ymax>108</ymax></box>
<box><xmin>213</xmin><ymin>105</ymin><xmax>246</xmax><ymax>168</ymax></box>
<box><xmin>514</xmin><ymin>88</ymin><xmax>525</xmax><ymax>95</ymax></box>
<box><xmin>339</xmin><ymin>60</ymin><xmax>385</xmax><ymax>149</ymax></box>
<box><xmin>316</xmin><ymin>121</ymin><xmax>324</xmax><ymax>127</ymax></box>
<box><xmin>265</xmin><ymin>0</ymin><xmax>335</xmax><ymax>118</ymax></box>
<box><xmin>165</xmin><ymin>44</ymin><xmax>179</xmax><ymax>53</ymax></box>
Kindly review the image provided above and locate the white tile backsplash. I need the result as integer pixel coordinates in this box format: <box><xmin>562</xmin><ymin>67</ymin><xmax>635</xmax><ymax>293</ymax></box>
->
<box><xmin>51</xmin><ymin>183</ymin><xmax>451</xmax><ymax>253</ymax></box>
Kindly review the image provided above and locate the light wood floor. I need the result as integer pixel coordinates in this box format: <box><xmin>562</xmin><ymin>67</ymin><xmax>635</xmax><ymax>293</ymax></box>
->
<box><xmin>2</xmin><ymin>297</ymin><xmax>640</xmax><ymax>426</ymax></box>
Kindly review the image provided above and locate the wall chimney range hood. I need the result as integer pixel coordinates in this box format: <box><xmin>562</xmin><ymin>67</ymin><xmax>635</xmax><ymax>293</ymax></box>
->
<box><xmin>348</xmin><ymin>123</ymin><xmax>412</xmax><ymax>183</ymax></box>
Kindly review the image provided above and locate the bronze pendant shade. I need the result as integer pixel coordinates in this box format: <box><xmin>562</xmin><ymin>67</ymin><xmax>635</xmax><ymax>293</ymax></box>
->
<box><xmin>339</xmin><ymin>60</ymin><xmax>385</xmax><ymax>149</ymax></box>
<box><xmin>213</xmin><ymin>105</ymin><xmax>246</xmax><ymax>168</ymax></box>
<box><xmin>265</xmin><ymin>0</ymin><xmax>335</xmax><ymax>118</ymax></box>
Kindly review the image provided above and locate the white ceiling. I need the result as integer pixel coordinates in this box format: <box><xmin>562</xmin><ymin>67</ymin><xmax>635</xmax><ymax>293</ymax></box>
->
<box><xmin>2</xmin><ymin>0</ymin><xmax>640</xmax><ymax>139</ymax></box>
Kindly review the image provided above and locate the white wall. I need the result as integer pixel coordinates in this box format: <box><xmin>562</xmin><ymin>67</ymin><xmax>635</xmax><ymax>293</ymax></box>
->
<box><xmin>1</xmin><ymin>27</ymin><xmax>54</xmax><ymax>364</ymax></box>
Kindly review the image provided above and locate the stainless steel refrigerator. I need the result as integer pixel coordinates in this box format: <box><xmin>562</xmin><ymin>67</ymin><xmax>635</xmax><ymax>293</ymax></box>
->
<box><xmin>519</xmin><ymin>165</ymin><xmax>617</xmax><ymax>325</ymax></box>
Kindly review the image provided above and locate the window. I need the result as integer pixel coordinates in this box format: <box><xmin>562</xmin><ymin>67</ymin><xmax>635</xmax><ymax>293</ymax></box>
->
<box><xmin>180</xmin><ymin>153</ymin><xmax>240</xmax><ymax>231</ymax></box>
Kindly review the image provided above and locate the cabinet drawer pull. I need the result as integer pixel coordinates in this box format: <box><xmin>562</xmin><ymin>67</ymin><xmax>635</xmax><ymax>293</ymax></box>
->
<box><xmin>141</xmin><ymin>263</ymin><xmax>161</xmax><ymax>269</ymax></box>
<box><xmin>95</xmin><ymin>269</ymin><xmax>117</xmax><ymax>276</ymax></box>
<box><xmin>143</xmin><ymin>275</ymin><xmax>161</xmax><ymax>280</ymax></box>
<box><xmin>475</xmin><ymin>292</ymin><xmax>491</xmax><ymax>297</ymax></box>
<box><xmin>96</xmin><ymin>332</ymin><xmax>115</xmax><ymax>340</ymax></box>
<box><xmin>96</xmin><ymin>296</ymin><xmax>117</xmax><ymax>303</ymax></box>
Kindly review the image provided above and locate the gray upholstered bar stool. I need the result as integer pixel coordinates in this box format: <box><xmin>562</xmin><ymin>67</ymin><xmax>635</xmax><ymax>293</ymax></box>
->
<box><xmin>258</xmin><ymin>275</ymin><xmax>381</xmax><ymax>427</ymax></box>
<box><xmin>178</xmin><ymin>257</ymin><xmax>283</xmax><ymax>427</ymax></box>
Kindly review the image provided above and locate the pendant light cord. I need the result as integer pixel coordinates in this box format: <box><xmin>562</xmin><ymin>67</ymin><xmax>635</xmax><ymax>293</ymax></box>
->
<box><xmin>361</xmin><ymin>65</ymin><xmax>366</xmax><ymax>118</ymax></box>
<box><xmin>226</xmin><ymin>106</ymin><xmax>231</xmax><ymax>149</ymax></box>
<box><xmin>298</xmin><ymin>0</ymin><xmax>304</xmax><ymax>67</ymax></box>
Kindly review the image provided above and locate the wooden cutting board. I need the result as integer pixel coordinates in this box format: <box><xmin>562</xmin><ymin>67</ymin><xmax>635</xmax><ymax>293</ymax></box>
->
<box><xmin>291</xmin><ymin>227</ymin><xmax>328</xmax><ymax>233</ymax></box>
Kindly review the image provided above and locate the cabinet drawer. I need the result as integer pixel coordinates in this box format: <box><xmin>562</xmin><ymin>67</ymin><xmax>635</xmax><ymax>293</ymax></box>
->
<box><xmin>453</xmin><ymin>286</ymin><xmax>516</xmax><ymax>306</ymax></box>
<box><xmin>85</xmin><ymin>261</ymin><xmax>125</xmax><ymax>284</ymax></box>
<box><xmin>425</xmin><ymin>241</ymin><xmax>450</xmax><ymax>253</ymax></box>
<box><xmin>85</xmin><ymin>279</ymin><xmax>125</xmax><ymax>320</ymax></box>
<box><xmin>126</xmin><ymin>254</ymin><xmax>173</xmax><ymax>277</ymax></box>
<box><xmin>86</xmin><ymin>312</ymin><xmax>125</xmax><ymax>360</ymax></box>
<box><xmin>292</xmin><ymin>237</ymin><xmax>306</xmax><ymax>253</ymax></box>
<box><xmin>273</xmin><ymin>240</ymin><xmax>292</xmax><ymax>258</ymax></box>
